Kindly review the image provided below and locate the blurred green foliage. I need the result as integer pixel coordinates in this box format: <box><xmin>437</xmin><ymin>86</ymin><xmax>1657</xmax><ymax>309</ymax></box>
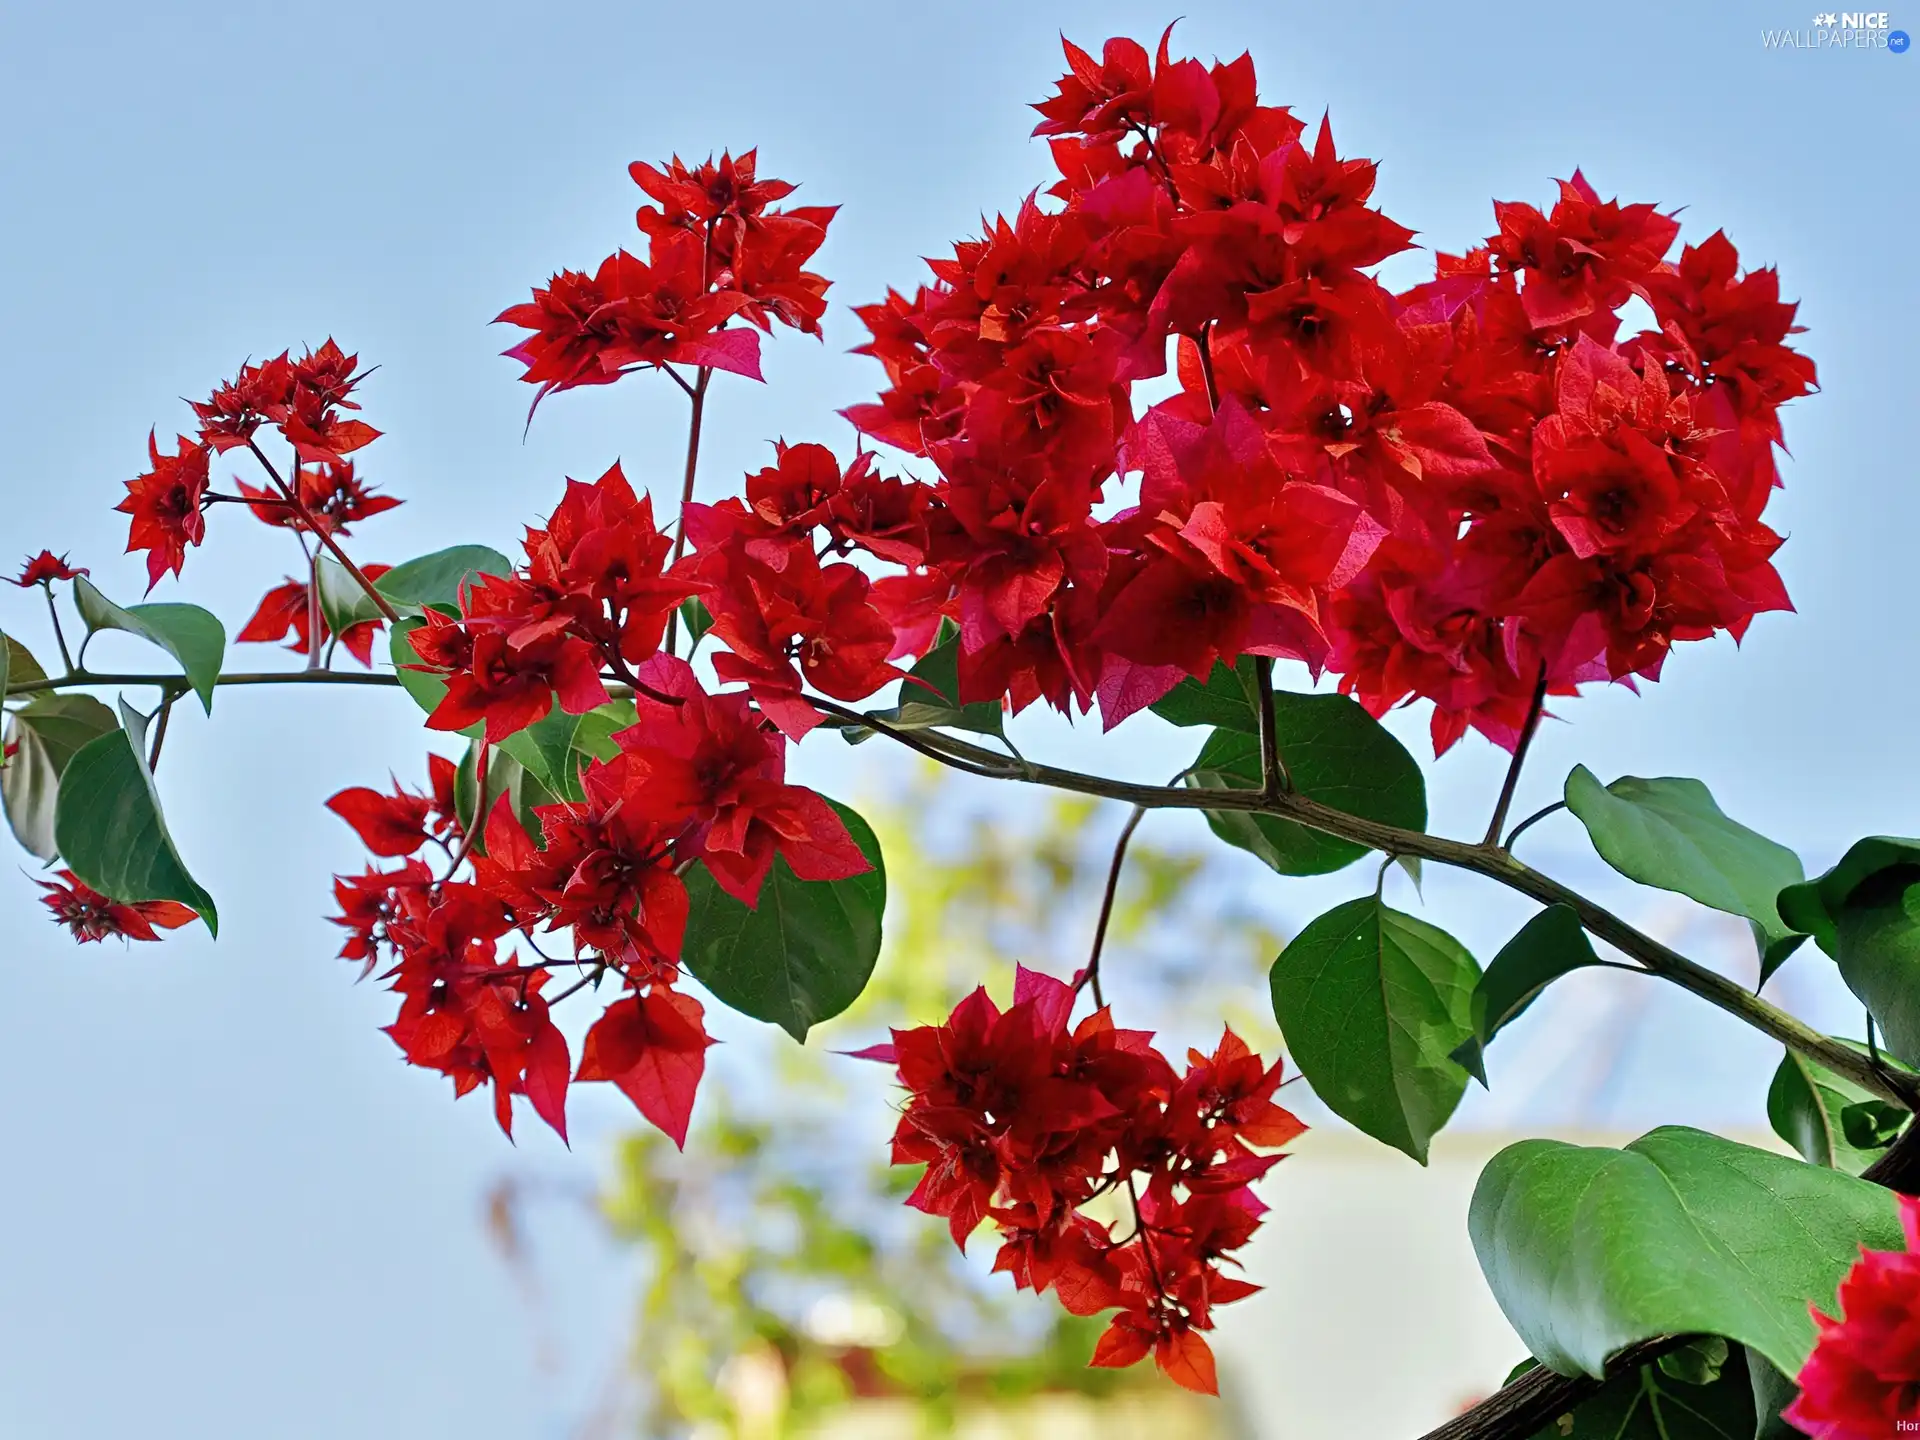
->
<box><xmin>598</xmin><ymin>764</ymin><xmax>1284</xmax><ymax>1437</ymax></box>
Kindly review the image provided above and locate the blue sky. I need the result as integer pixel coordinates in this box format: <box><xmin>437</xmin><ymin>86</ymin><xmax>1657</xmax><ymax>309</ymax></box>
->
<box><xmin>1</xmin><ymin>1</ymin><xmax>1914</xmax><ymax>1434</ymax></box>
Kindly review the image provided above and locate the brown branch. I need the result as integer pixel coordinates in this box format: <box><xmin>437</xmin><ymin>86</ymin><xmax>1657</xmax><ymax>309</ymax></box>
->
<box><xmin>814</xmin><ymin>704</ymin><xmax>1920</xmax><ymax>1110</ymax></box>
<box><xmin>1484</xmin><ymin>664</ymin><xmax>1549</xmax><ymax>847</ymax></box>
<box><xmin>1415</xmin><ymin>1336</ymin><xmax>1698</xmax><ymax>1440</ymax></box>
<box><xmin>9</xmin><ymin>670</ymin><xmax>402</xmax><ymax>697</ymax></box>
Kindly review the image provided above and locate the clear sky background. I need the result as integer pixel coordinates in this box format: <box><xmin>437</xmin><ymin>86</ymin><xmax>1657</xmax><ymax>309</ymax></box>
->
<box><xmin>1</xmin><ymin>1</ymin><xmax>1914</xmax><ymax>1435</ymax></box>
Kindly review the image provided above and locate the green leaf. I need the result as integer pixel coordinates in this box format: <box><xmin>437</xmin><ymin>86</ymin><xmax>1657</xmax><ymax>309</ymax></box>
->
<box><xmin>4</xmin><ymin>630</ymin><xmax>48</xmax><ymax>703</ymax></box>
<box><xmin>375</xmin><ymin>544</ymin><xmax>513</xmax><ymax>609</ymax></box>
<box><xmin>389</xmin><ymin>618</ymin><xmax>482</xmax><ymax>739</ymax></box>
<box><xmin>1778</xmin><ymin>835</ymin><xmax>1920</xmax><ymax>957</ymax></box>
<box><xmin>1830</xmin><ymin>875</ymin><xmax>1920</xmax><ymax>1068</ymax></box>
<box><xmin>73</xmin><ymin>577</ymin><xmax>225</xmax><ymax>714</ymax></box>
<box><xmin>1745</xmin><ymin>1349</ymin><xmax>1804</xmax><ymax>1440</ymax></box>
<box><xmin>681</xmin><ymin>800</ymin><xmax>887</xmax><ymax>1042</ymax></box>
<box><xmin>1564</xmin><ymin>768</ymin><xmax>1805</xmax><ymax>976</ymax></box>
<box><xmin>571</xmin><ymin>699</ymin><xmax>638</xmax><ymax>766</ymax></box>
<box><xmin>2</xmin><ymin>694</ymin><xmax>117</xmax><ymax>861</ymax></box>
<box><xmin>1527</xmin><ymin>1344</ymin><xmax>1756</xmax><ymax>1440</ymax></box>
<box><xmin>845</xmin><ymin>626</ymin><xmax>1003</xmax><ymax>743</ymax></box>
<box><xmin>1269</xmin><ymin>895</ymin><xmax>1478</xmax><ymax>1162</ymax></box>
<box><xmin>52</xmin><ymin>713</ymin><xmax>217</xmax><ymax>934</ymax></box>
<box><xmin>1469</xmin><ymin>1125</ymin><xmax>1904</xmax><ymax>1379</ymax></box>
<box><xmin>498</xmin><ymin>703</ymin><xmax>585</xmax><ymax>802</ymax></box>
<box><xmin>321</xmin><ymin>545</ymin><xmax>515</xmax><ymax>632</ymax></box>
<box><xmin>1185</xmin><ymin>691</ymin><xmax>1426</xmax><ymax>876</ymax></box>
<box><xmin>1454</xmin><ymin>904</ymin><xmax>1605</xmax><ymax>1085</ymax></box>
<box><xmin>679</xmin><ymin>597</ymin><xmax>714</xmax><ymax>648</ymax></box>
<box><xmin>1768</xmin><ymin>1042</ymin><xmax>1910</xmax><ymax>1175</ymax></box>
<box><xmin>453</xmin><ymin>743</ymin><xmax>552</xmax><ymax>850</ymax></box>
<box><xmin>1149</xmin><ymin>658</ymin><xmax>1263</xmax><ymax>732</ymax></box>
<box><xmin>313</xmin><ymin>557</ymin><xmax>374</xmax><ymax>639</ymax></box>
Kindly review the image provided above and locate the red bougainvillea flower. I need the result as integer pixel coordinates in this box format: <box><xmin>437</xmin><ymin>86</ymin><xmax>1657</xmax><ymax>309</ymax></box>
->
<box><xmin>613</xmin><ymin>655</ymin><xmax>871</xmax><ymax>904</ymax></box>
<box><xmin>1785</xmin><ymin>1195</ymin><xmax>1920</xmax><ymax>1438</ymax></box>
<box><xmin>237</xmin><ymin>460</ymin><xmax>400</xmax><ymax>536</ymax></box>
<box><xmin>36</xmin><ymin>871</ymin><xmax>197</xmax><ymax>943</ymax></box>
<box><xmin>236</xmin><ymin>564</ymin><xmax>393</xmax><ymax>666</ymax></box>
<box><xmin>575</xmin><ymin>983</ymin><xmax>714</xmax><ymax>1147</ymax></box>
<box><xmin>11</xmin><ymin>551</ymin><xmax>88</xmax><ymax>587</ymax></box>
<box><xmin>874</xmin><ymin>968</ymin><xmax>1301</xmax><ymax>1393</ymax></box>
<box><xmin>115</xmin><ymin>432</ymin><xmax>210</xmax><ymax>588</ymax></box>
<box><xmin>327</xmin><ymin>777</ymin><xmax>437</xmax><ymax>858</ymax></box>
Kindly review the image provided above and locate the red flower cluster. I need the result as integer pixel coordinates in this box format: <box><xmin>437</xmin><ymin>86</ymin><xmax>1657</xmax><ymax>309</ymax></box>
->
<box><xmin>496</xmin><ymin>149</ymin><xmax>834</xmax><ymax>416</ymax></box>
<box><xmin>1786</xmin><ymin>1194</ymin><xmax>1920</xmax><ymax>1438</ymax></box>
<box><xmin>239</xmin><ymin>563</ymin><xmax>394</xmax><ymax>666</ymax></box>
<box><xmin>403</xmin><ymin>463</ymin><xmax>695</xmax><ymax>742</ymax></box>
<box><xmin>327</xmin><ymin>654</ymin><xmax>869</xmax><ymax>1144</ymax></box>
<box><xmin>36</xmin><ymin>870</ymin><xmax>197</xmax><ymax>943</ymax></box>
<box><xmin>832</xmin><ymin>30</ymin><xmax>1813</xmax><ymax>748</ymax></box>
<box><xmin>870</xmin><ymin>968</ymin><xmax>1304</xmax><ymax>1393</ymax></box>
<box><xmin>119</xmin><ymin>340</ymin><xmax>387</xmax><ymax>590</ymax></box>
<box><xmin>11</xmin><ymin>551</ymin><xmax>87</xmax><ymax>587</ymax></box>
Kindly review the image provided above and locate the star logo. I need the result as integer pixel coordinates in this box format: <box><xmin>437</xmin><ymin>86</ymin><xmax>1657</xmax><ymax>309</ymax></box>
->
<box><xmin>1815</xmin><ymin>11</ymin><xmax>1838</xmax><ymax>23</ymax></box>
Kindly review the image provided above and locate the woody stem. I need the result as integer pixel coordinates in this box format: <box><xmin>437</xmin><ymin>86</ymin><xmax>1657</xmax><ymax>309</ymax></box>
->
<box><xmin>1077</xmin><ymin>806</ymin><xmax>1146</xmax><ymax>1008</ymax></box>
<box><xmin>42</xmin><ymin>584</ymin><xmax>74</xmax><ymax>673</ymax></box>
<box><xmin>244</xmin><ymin>439</ymin><xmax>401</xmax><ymax>625</ymax></box>
<box><xmin>1254</xmin><ymin>657</ymin><xmax>1289</xmax><ymax>797</ymax></box>
<box><xmin>803</xmin><ymin>697</ymin><xmax>1920</xmax><ymax>1110</ymax></box>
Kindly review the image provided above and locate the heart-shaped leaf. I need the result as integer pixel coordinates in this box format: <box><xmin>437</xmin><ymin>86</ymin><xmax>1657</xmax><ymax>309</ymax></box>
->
<box><xmin>680</xmin><ymin>800</ymin><xmax>886</xmax><ymax>1042</ymax></box>
<box><xmin>1455</xmin><ymin>904</ymin><xmax>1605</xmax><ymax>1084</ymax></box>
<box><xmin>1469</xmin><ymin>1126</ymin><xmax>1904</xmax><ymax>1380</ymax></box>
<box><xmin>73</xmin><ymin>577</ymin><xmax>225</xmax><ymax>714</ymax></box>
<box><xmin>1269</xmin><ymin>895</ymin><xmax>1478</xmax><ymax>1161</ymax></box>
<box><xmin>2</xmin><ymin>693</ymin><xmax>118</xmax><ymax>861</ymax></box>
<box><xmin>1186</xmin><ymin>691</ymin><xmax>1426</xmax><ymax>876</ymax></box>
<box><xmin>1564</xmin><ymin>768</ymin><xmax>1805</xmax><ymax>977</ymax></box>
<box><xmin>52</xmin><ymin>710</ymin><xmax>217</xmax><ymax>933</ymax></box>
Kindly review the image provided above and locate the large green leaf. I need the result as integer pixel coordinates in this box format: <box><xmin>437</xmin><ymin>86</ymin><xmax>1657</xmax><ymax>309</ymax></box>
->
<box><xmin>51</xmin><ymin>711</ymin><xmax>217</xmax><ymax>933</ymax></box>
<box><xmin>1469</xmin><ymin>1126</ymin><xmax>1904</xmax><ymax>1380</ymax></box>
<box><xmin>571</xmin><ymin>699</ymin><xmax>638</xmax><ymax>767</ymax></box>
<box><xmin>73</xmin><ymin>577</ymin><xmax>225</xmax><ymax>714</ymax></box>
<box><xmin>1829</xmin><ymin>877</ymin><xmax>1920</xmax><ymax>1068</ymax></box>
<box><xmin>1455</xmin><ymin>904</ymin><xmax>1605</xmax><ymax>1085</ymax></box>
<box><xmin>1149</xmin><ymin>658</ymin><xmax>1264</xmax><ymax>732</ymax></box>
<box><xmin>844</xmin><ymin>624</ymin><xmax>1003</xmax><ymax>743</ymax></box>
<box><xmin>498</xmin><ymin>702</ymin><xmax>585</xmax><ymax>802</ymax></box>
<box><xmin>1778</xmin><ymin>835</ymin><xmax>1920</xmax><ymax>956</ymax></box>
<box><xmin>1768</xmin><ymin>1041</ymin><xmax>1910</xmax><ymax>1175</ymax></box>
<box><xmin>1269</xmin><ymin>896</ymin><xmax>1478</xmax><ymax>1162</ymax></box>
<box><xmin>313</xmin><ymin>557</ymin><xmax>374</xmax><ymax>640</ymax></box>
<box><xmin>1564</xmin><ymin>768</ymin><xmax>1806</xmax><ymax>977</ymax></box>
<box><xmin>1523</xmin><ymin>1346</ymin><xmax>1756</xmax><ymax>1439</ymax></box>
<box><xmin>681</xmin><ymin>800</ymin><xmax>886</xmax><ymax>1042</ymax></box>
<box><xmin>2</xmin><ymin>694</ymin><xmax>117</xmax><ymax>861</ymax></box>
<box><xmin>321</xmin><ymin>544</ymin><xmax>515</xmax><ymax>632</ymax></box>
<box><xmin>1186</xmin><ymin>691</ymin><xmax>1427</xmax><ymax>876</ymax></box>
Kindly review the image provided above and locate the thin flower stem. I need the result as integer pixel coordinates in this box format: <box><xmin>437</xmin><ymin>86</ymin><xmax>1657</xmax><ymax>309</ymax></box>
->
<box><xmin>1196</xmin><ymin>323</ymin><xmax>1221</xmax><ymax>413</ymax></box>
<box><xmin>147</xmin><ymin>689</ymin><xmax>179</xmax><ymax>768</ymax></box>
<box><xmin>803</xmin><ymin>695</ymin><xmax>1920</xmax><ymax>1109</ymax></box>
<box><xmin>244</xmin><ymin>439</ymin><xmax>401</xmax><ymax>625</ymax></box>
<box><xmin>1076</xmin><ymin>806</ymin><xmax>1146</xmax><ymax>1007</ymax></box>
<box><xmin>1504</xmin><ymin>800</ymin><xmax>1567</xmax><ymax>851</ymax></box>
<box><xmin>41</xmin><ymin>584</ymin><xmax>74</xmax><ymax>673</ymax></box>
<box><xmin>305</xmin><ymin>548</ymin><xmax>324</xmax><ymax>672</ymax></box>
<box><xmin>663</xmin><ymin>367</ymin><xmax>713</xmax><ymax>657</ymax></box>
<box><xmin>1483</xmin><ymin>663</ymin><xmax>1550</xmax><ymax>848</ymax></box>
<box><xmin>444</xmin><ymin>744</ymin><xmax>490</xmax><ymax>875</ymax></box>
